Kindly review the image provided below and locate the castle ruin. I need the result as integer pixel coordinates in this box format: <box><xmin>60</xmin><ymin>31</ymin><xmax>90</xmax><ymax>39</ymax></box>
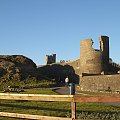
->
<box><xmin>80</xmin><ymin>36</ymin><xmax>109</xmax><ymax>75</ymax></box>
<box><xmin>43</xmin><ymin>35</ymin><xmax>120</xmax><ymax>92</ymax></box>
<box><xmin>46</xmin><ymin>54</ymin><xmax>56</xmax><ymax>64</ymax></box>
<box><xmin>60</xmin><ymin>35</ymin><xmax>120</xmax><ymax>92</ymax></box>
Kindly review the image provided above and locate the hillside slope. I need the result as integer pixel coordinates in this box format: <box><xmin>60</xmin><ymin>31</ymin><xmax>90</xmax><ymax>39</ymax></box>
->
<box><xmin>0</xmin><ymin>55</ymin><xmax>37</xmax><ymax>82</ymax></box>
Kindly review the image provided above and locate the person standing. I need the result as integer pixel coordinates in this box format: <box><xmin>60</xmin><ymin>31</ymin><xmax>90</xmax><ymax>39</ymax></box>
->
<box><xmin>65</xmin><ymin>76</ymin><xmax>69</xmax><ymax>86</ymax></box>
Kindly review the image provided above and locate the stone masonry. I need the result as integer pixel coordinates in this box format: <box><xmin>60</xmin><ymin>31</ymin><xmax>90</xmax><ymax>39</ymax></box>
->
<box><xmin>45</xmin><ymin>35</ymin><xmax>120</xmax><ymax>92</ymax></box>
<box><xmin>46</xmin><ymin>54</ymin><xmax>56</xmax><ymax>64</ymax></box>
<box><xmin>63</xmin><ymin>35</ymin><xmax>111</xmax><ymax>75</ymax></box>
<box><xmin>80</xmin><ymin>39</ymin><xmax>102</xmax><ymax>74</ymax></box>
<box><xmin>60</xmin><ymin>35</ymin><xmax>120</xmax><ymax>92</ymax></box>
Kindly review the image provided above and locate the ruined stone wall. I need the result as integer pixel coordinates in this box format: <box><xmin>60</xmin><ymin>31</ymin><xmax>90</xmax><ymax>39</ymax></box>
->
<box><xmin>46</xmin><ymin>54</ymin><xmax>56</xmax><ymax>64</ymax></box>
<box><xmin>80</xmin><ymin>39</ymin><xmax>102</xmax><ymax>74</ymax></box>
<box><xmin>100</xmin><ymin>36</ymin><xmax>109</xmax><ymax>72</ymax></box>
<box><xmin>61</xmin><ymin>59</ymin><xmax>81</xmax><ymax>75</ymax></box>
<box><xmin>80</xmin><ymin>74</ymin><xmax>120</xmax><ymax>92</ymax></box>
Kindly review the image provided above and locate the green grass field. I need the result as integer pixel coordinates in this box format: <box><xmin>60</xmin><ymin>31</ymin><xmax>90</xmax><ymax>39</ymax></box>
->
<box><xmin>0</xmin><ymin>88</ymin><xmax>120</xmax><ymax>120</ymax></box>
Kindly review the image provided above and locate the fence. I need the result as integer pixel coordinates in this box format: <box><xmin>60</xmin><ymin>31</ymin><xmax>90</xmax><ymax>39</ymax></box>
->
<box><xmin>0</xmin><ymin>93</ymin><xmax>120</xmax><ymax>120</ymax></box>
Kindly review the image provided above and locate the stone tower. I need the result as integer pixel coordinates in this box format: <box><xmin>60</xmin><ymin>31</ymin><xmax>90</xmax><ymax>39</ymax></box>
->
<box><xmin>99</xmin><ymin>36</ymin><xmax>109</xmax><ymax>72</ymax></box>
<box><xmin>80</xmin><ymin>39</ymin><xmax>102</xmax><ymax>75</ymax></box>
<box><xmin>46</xmin><ymin>54</ymin><xmax>56</xmax><ymax>64</ymax></box>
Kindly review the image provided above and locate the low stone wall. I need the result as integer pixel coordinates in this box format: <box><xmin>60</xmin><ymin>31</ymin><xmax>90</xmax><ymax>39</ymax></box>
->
<box><xmin>80</xmin><ymin>74</ymin><xmax>120</xmax><ymax>92</ymax></box>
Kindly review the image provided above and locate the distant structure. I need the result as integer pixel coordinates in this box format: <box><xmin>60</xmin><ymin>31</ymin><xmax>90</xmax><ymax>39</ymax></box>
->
<box><xmin>80</xmin><ymin>38</ymin><xmax>102</xmax><ymax>74</ymax></box>
<box><xmin>100</xmin><ymin>36</ymin><xmax>109</xmax><ymax>72</ymax></box>
<box><xmin>80</xmin><ymin>36</ymin><xmax>109</xmax><ymax>75</ymax></box>
<box><xmin>46</xmin><ymin>54</ymin><xmax>56</xmax><ymax>64</ymax></box>
<box><xmin>44</xmin><ymin>36</ymin><xmax>120</xmax><ymax>76</ymax></box>
<box><xmin>60</xmin><ymin>36</ymin><xmax>111</xmax><ymax>75</ymax></box>
<box><xmin>43</xmin><ymin>35</ymin><xmax>120</xmax><ymax>92</ymax></box>
<box><xmin>59</xmin><ymin>35</ymin><xmax>120</xmax><ymax>92</ymax></box>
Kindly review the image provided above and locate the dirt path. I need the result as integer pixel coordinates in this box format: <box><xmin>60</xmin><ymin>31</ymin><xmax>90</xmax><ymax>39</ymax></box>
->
<box><xmin>53</xmin><ymin>87</ymin><xmax>70</xmax><ymax>95</ymax></box>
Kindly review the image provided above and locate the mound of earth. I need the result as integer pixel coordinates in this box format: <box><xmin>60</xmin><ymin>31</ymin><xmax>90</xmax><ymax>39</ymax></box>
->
<box><xmin>0</xmin><ymin>55</ymin><xmax>37</xmax><ymax>81</ymax></box>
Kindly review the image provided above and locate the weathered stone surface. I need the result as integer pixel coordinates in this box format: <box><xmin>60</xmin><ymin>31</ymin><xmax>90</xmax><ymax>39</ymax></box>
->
<box><xmin>60</xmin><ymin>59</ymin><xmax>80</xmax><ymax>75</ymax></box>
<box><xmin>60</xmin><ymin>36</ymin><xmax>111</xmax><ymax>76</ymax></box>
<box><xmin>79</xmin><ymin>74</ymin><xmax>120</xmax><ymax>92</ymax></box>
<box><xmin>80</xmin><ymin>39</ymin><xmax>102</xmax><ymax>74</ymax></box>
<box><xmin>59</xmin><ymin>35</ymin><xmax>120</xmax><ymax>92</ymax></box>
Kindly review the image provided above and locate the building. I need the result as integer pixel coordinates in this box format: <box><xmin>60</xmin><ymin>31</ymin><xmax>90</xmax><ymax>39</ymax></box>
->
<box><xmin>61</xmin><ymin>35</ymin><xmax>120</xmax><ymax>92</ymax></box>
<box><xmin>46</xmin><ymin>54</ymin><xmax>56</xmax><ymax>64</ymax></box>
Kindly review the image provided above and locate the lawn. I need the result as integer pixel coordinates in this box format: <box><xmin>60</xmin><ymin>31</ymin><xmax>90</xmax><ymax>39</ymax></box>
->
<box><xmin>0</xmin><ymin>88</ymin><xmax>120</xmax><ymax>120</ymax></box>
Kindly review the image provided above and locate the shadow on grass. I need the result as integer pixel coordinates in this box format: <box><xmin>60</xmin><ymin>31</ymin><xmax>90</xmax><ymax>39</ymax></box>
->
<box><xmin>0</xmin><ymin>102</ymin><xmax>70</xmax><ymax>113</ymax></box>
<box><xmin>0</xmin><ymin>102</ymin><xmax>120</xmax><ymax>114</ymax></box>
<box><xmin>1</xmin><ymin>101</ymin><xmax>120</xmax><ymax>119</ymax></box>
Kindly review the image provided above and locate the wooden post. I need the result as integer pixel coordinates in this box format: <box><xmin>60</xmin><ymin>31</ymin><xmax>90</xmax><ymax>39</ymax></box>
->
<box><xmin>71</xmin><ymin>102</ymin><xmax>76</xmax><ymax>120</ymax></box>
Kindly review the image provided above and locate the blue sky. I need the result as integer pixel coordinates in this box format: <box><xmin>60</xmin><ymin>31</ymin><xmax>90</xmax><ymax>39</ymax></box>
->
<box><xmin>0</xmin><ymin>0</ymin><xmax>120</xmax><ymax>65</ymax></box>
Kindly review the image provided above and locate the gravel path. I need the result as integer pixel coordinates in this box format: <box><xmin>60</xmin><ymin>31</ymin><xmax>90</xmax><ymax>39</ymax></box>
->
<box><xmin>53</xmin><ymin>87</ymin><xmax>70</xmax><ymax>95</ymax></box>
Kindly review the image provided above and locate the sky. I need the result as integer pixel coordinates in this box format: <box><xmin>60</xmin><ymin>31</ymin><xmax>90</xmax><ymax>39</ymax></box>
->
<box><xmin>0</xmin><ymin>0</ymin><xmax>120</xmax><ymax>65</ymax></box>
